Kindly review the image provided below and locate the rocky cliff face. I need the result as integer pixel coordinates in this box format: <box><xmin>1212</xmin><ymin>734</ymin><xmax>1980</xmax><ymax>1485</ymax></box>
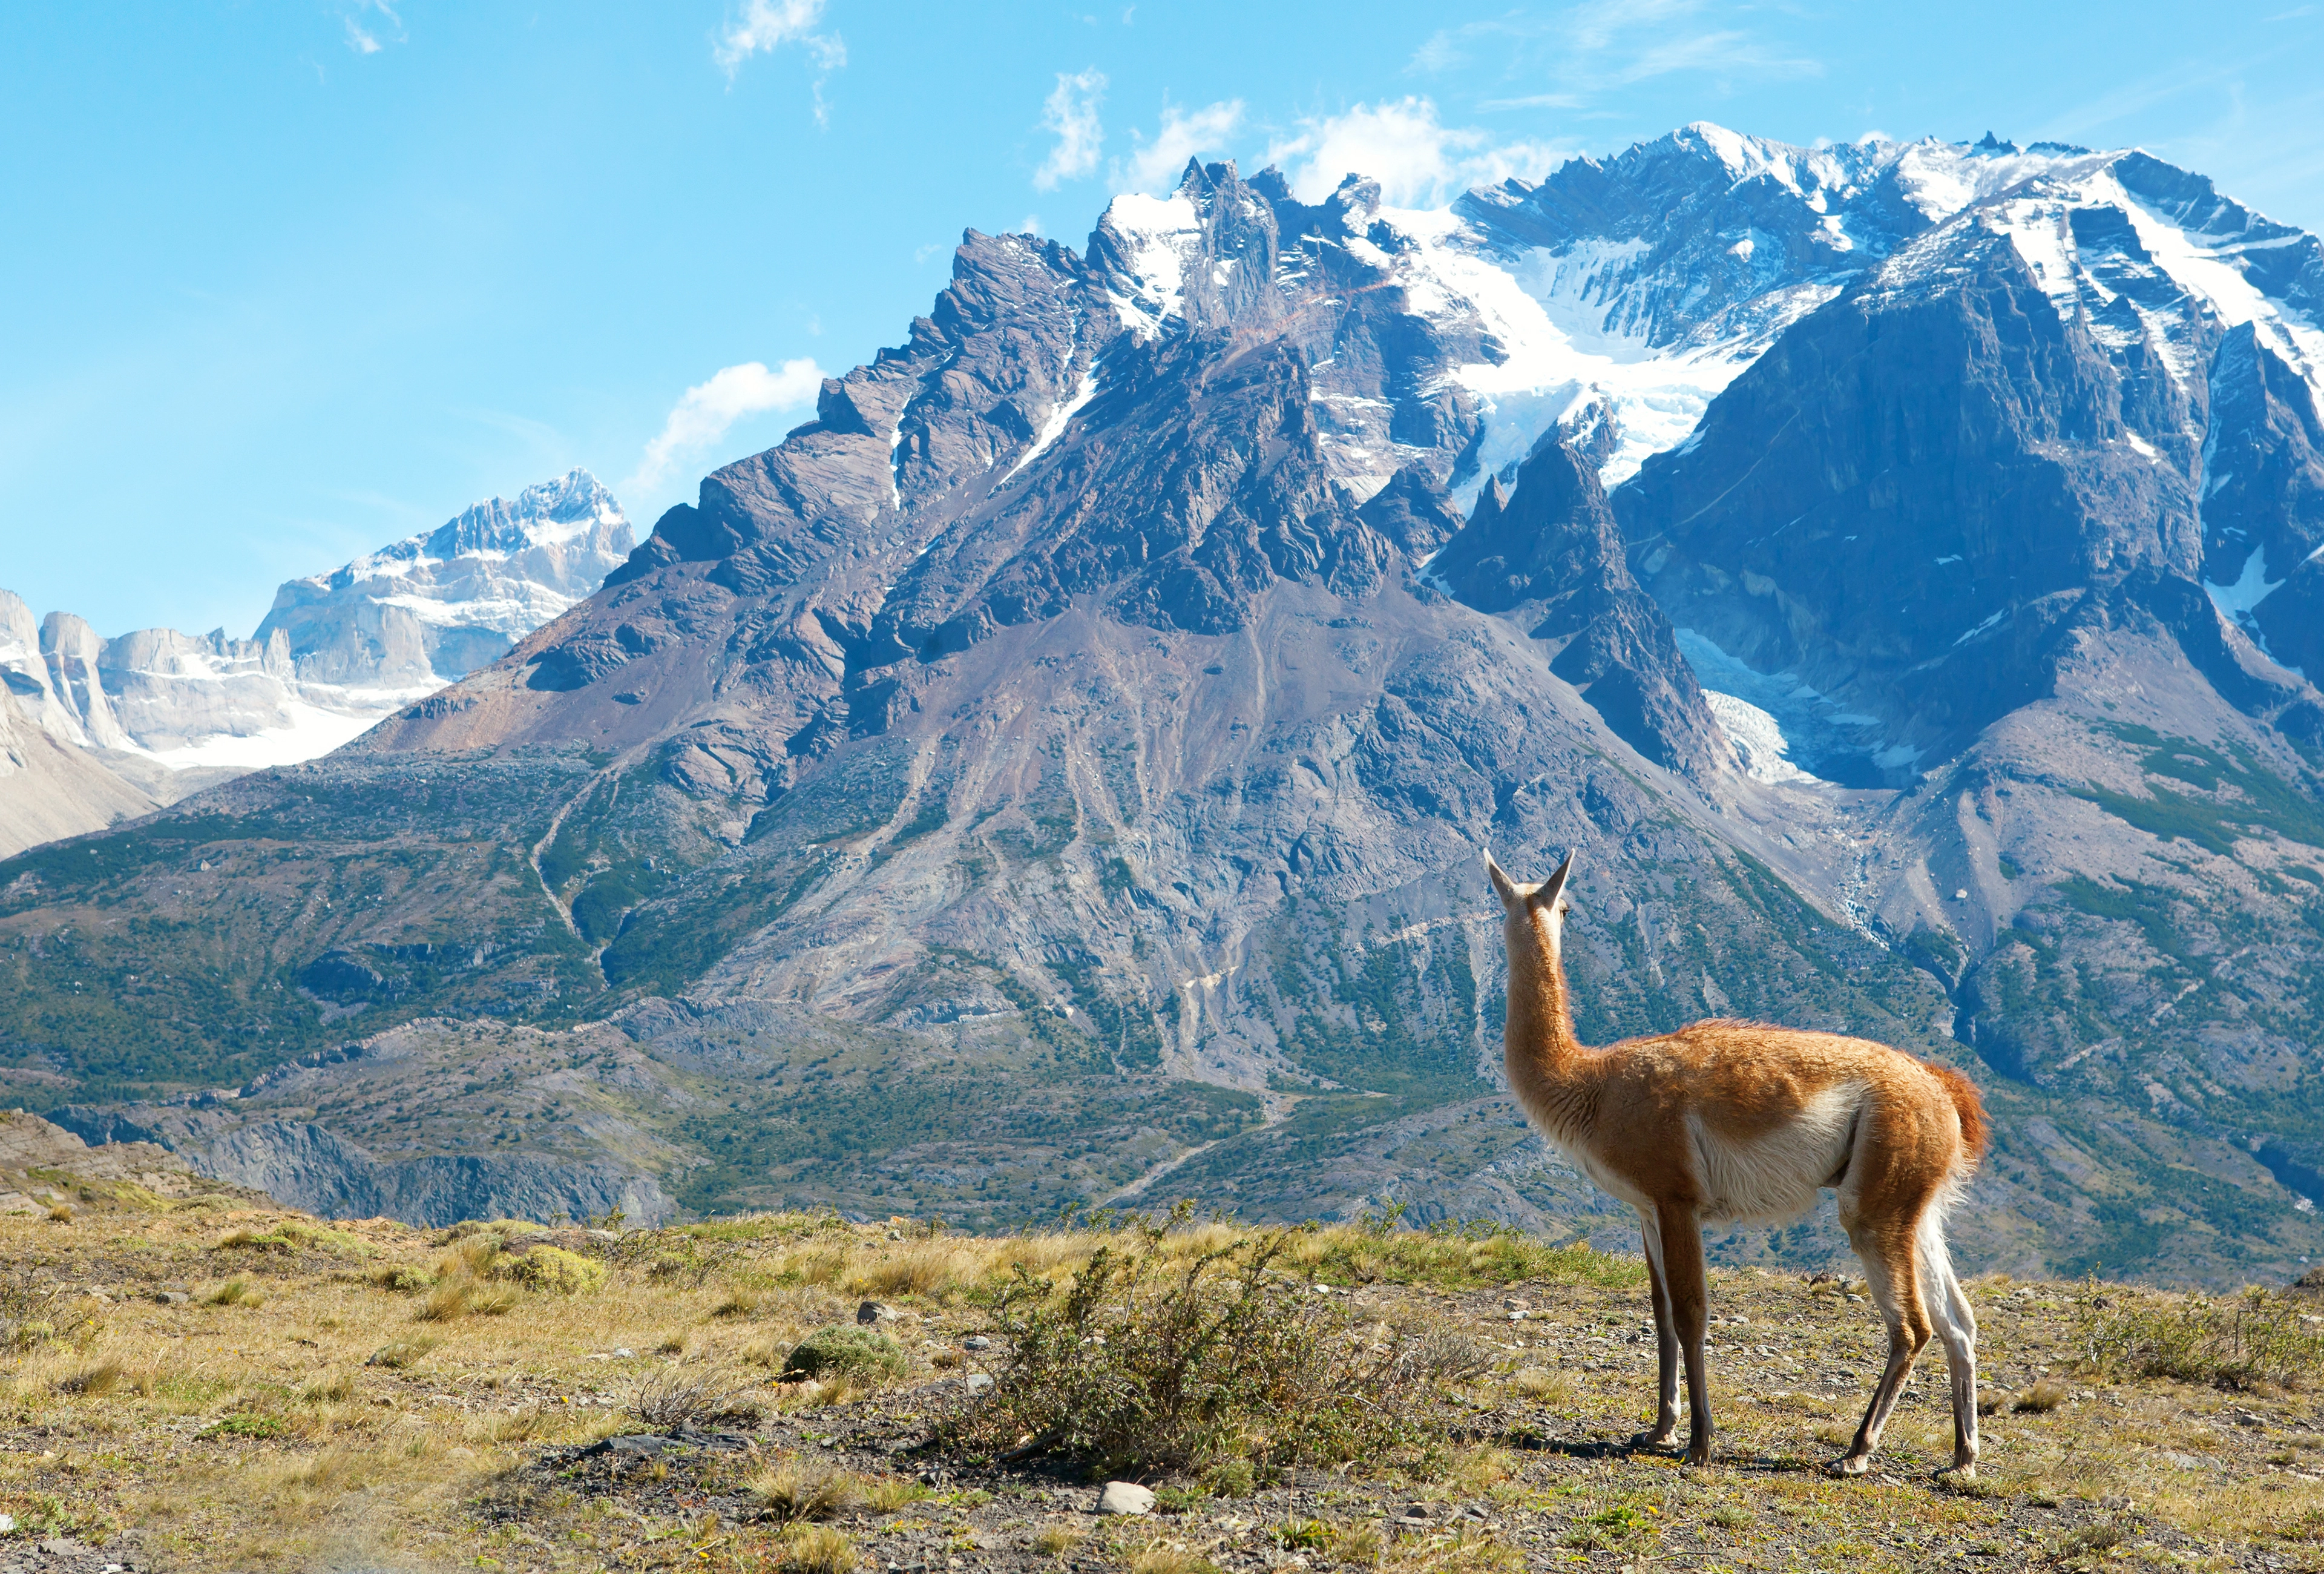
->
<box><xmin>6</xmin><ymin>131</ymin><xmax>2324</xmax><ymax>1282</ymax></box>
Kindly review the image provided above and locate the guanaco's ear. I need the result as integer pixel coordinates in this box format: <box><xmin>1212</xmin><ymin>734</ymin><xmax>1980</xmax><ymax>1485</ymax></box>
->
<box><xmin>1484</xmin><ymin>851</ymin><xmax>1521</xmax><ymax>910</ymax></box>
<box><xmin>1537</xmin><ymin>851</ymin><xmax>1576</xmax><ymax>911</ymax></box>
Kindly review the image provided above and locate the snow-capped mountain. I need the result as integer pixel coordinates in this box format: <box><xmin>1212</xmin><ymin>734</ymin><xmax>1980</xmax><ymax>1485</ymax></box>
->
<box><xmin>0</xmin><ymin>470</ymin><xmax>631</xmax><ymax>852</ymax></box>
<box><xmin>17</xmin><ymin>128</ymin><xmax>2324</xmax><ymax>1279</ymax></box>
<box><xmin>258</xmin><ymin>469</ymin><xmax>632</xmax><ymax>690</ymax></box>
<box><xmin>1618</xmin><ymin>139</ymin><xmax>2324</xmax><ymax>783</ymax></box>
<box><xmin>1080</xmin><ymin>126</ymin><xmax>2134</xmax><ymax>513</ymax></box>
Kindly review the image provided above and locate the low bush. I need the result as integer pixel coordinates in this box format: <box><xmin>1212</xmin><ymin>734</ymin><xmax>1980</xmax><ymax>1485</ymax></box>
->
<box><xmin>419</xmin><ymin>1276</ymin><xmax>514</xmax><ymax>1321</ymax></box>
<box><xmin>0</xmin><ymin>1267</ymin><xmax>93</xmax><ymax>1351</ymax></box>
<box><xmin>298</xmin><ymin>1372</ymin><xmax>355</xmax><ymax>1404</ymax></box>
<box><xmin>55</xmin><ymin>1360</ymin><xmax>125</xmax><ymax>1396</ymax></box>
<box><xmin>366</xmin><ymin>1337</ymin><xmax>438</xmax><ymax>1369</ymax></box>
<box><xmin>367</xmin><ymin>1265</ymin><xmax>435</xmax><ymax>1292</ymax></box>
<box><xmin>215</xmin><ymin>1220</ymin><xmax>373</xmax><ymax>1257</ymax></box>
<box><xmin>771</xmin><ymin>1524</ymin><xmax>858</xmax><ymax>1574</ymax></box>
<box><xmin>496</xmin><ymin>1245</ymin><xmax>606</xmax><ymax>1295</ymax></box>
<box><xmin>747</xmin><ymin>1458</ymin><xmax>868</xmax><ymax>1523</ymax></box>
<box><xmin>2076</xmin><ymin>1283</ymin><xmax>2324</xmax><ymax>1391</ymax></box>
<box><xmin>782</xmin><ymin>1325</ymin><xmax>906</xmax><ymax>1381</ymax></box>
<box><xmin>205</xmin><ymin>1279</ymin><xmax>259</xmax><ymax>1308</ymax></box>
<box><xmin>632</xmin><ymin>1371</ymin><xmax>755</xmax><ymax>1430</ymax></box>
<box><xmin>2012</xmin><ymin>1377</ymin><xmax>2069</xmax><ymax>1412</ymax></box>
<box><xmin>935</xmin><ymin>1222</ymin><xmax>1487</xmax><ymax>1478</ymax></box>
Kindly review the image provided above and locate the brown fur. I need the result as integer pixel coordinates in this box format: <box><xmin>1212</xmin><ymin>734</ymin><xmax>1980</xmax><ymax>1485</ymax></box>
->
<box><xmin>1486</xmin><ymin>849</ymin><xmax>1984</xmax><ymax>1478</ymax></box>
<box><xmin>1925</xmin><ymin>1061</ymin><xmax>1989</xmax><ymax>1162</ymax></box>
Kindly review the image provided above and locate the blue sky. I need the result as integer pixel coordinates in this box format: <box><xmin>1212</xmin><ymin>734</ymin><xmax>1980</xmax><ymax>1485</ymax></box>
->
<box><xmin>5</xmin><ymin>1</ymin><xmax>2322</xmax><ymax>640</ymax></box>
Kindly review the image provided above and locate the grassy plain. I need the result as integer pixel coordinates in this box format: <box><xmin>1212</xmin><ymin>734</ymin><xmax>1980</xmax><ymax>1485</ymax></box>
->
<box><xmin>1</xmin><ymin>1186</ymin><xmax>2320</xmax><ymax>1572</ymax></box>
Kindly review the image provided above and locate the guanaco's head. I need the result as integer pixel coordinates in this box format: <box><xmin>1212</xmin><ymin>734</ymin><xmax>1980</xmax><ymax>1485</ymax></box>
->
<box><xmin>1484</xmin><ymin>849</ymin><xmax>1576</xmax><ymax>960</ymax></box>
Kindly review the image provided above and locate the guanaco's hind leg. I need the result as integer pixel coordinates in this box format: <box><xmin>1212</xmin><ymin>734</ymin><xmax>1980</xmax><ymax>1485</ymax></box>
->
<box><xmin>1652</xmin><ymin>1201</ymin><xmax>1715</xmax><ymax>1466</ymax></box>
<box><xmin>1923</xmin><ymin>1228</ymin><xmax>1980</xmax><ymax>1478</ymax></box>
<box><xmin>1836</xmin><ymin>1216</ymin><xmax>1933</xmax><ymax>1476</ymax></box>
<box><xmin>1630</xmin><ymin>1211</ymin><xmax>1681</xmax><ymax>1450</ymax></box>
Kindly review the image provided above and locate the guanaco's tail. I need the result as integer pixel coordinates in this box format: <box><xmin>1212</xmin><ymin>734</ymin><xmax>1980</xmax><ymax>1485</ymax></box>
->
<box><xmin>1924</xmin><ymin>1060</ymin><xmax>1988</xmax><ymax>1169</ymax></box>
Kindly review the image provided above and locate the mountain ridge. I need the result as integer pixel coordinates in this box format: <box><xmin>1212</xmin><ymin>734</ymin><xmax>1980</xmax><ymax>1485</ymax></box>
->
<box><xmin>5</xmin><ymin>127</ymin><xmax>2324</xmax><ymax>1286</ymax></box>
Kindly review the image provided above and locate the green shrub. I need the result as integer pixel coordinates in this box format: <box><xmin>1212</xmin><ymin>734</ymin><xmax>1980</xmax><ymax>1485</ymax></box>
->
<box><xmin>935</xmin><ymin>1224</ymin><xmax>1487</xmax><ymax>1478</ymax></box>
<box><xmin>215</xmin><ymin>1220</ymin><xmax>373</xmax><ymax>1257</ymax></box>
<box><xmin>782</xmin><ymin>1325</ymin><xmax>906</xmax><ymax>1381</ymax></box>
<box><xmin>496</xmin><ymin>1246</ymin><xmax>606</xmax><ymax>1295</ymax></box>
<box><xmin>367</xmin><ymin>1265</ymin><xmax>435</xmax><ymax>1292</ymax></box>
<box><xmin>2075</xmin><ymin>1282</ymin><xmax>2324</xmax><ymax>1391</ymax></box>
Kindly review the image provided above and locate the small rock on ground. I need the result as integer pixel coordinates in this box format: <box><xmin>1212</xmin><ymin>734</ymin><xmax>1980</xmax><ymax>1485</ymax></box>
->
<box><xmin>1095</xmin><ymin>1481</ymin><xmax>1155</xmax><ymax>1515</ymax></box>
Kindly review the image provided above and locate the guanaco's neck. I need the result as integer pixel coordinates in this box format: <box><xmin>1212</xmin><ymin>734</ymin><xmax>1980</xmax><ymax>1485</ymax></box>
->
<box><xmin>1503</xmin><ymin>910</ymin><xmax>1592</xmax><ymax>1129</ymax></box>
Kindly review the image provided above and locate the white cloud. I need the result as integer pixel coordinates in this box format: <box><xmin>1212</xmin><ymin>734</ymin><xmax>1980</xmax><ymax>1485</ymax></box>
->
<box><xmin>1033</xmin><ymin>69</ymin><xmax>1108</xmax><ymax>191</ymax></box>
<box><xmin>343</xmin><ymin>1</ymin><xmax>401</xmax><ymax>55</ymax></box>
<box><xmin>629</xmin><ymin>359</ymin><xmax>826</xmax><ymax>495</ymax></box>
<box><xmin>1408</xmin><ymin>4</ymin><xmax>1818</xmax><ymax>101</ymax></box>
<box><xmin>1261</xmin><ymin>98</ymin><xmax>1567</xmax><ymax>206</ymax></box>
<box><xmin>715</xmin><ymin>0</ymin><xmax>847</xmax><ymax>122</ymax></box>
<box><xmin>1112</xmin><ymin>100</ymin><xmax>1244</xmax><ymax>196</ymax></box>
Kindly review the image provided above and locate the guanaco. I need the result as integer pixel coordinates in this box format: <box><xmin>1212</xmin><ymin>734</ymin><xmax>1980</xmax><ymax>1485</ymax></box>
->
<box><xmin>1487</xmin><ymin>849</ymin><xmax>1988</xmax><ymax>1477</ymax></box>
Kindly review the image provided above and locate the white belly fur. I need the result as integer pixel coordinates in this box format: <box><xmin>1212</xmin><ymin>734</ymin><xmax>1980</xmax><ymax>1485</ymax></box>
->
<box><xmin>1689</xmin><ymin>1081</ymin><xmax>1861</xmax><ymax>1225</ymax></box>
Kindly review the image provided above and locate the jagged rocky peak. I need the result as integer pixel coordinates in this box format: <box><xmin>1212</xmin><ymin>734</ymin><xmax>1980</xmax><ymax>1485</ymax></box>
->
<box><xmin>258</xmin><ymin>468</ymin><xmax>632</xmax><ymax>688</ymax></box>
<box><xmin>1432</xmin><ymin>398</ymin><xmax>1728</xmax><ymax>777</ymax></box>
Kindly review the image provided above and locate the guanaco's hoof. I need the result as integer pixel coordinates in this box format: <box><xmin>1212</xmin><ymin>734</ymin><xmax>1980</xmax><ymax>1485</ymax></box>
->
<box><xmin>1682</xmin><ymin>1446</ymin><xmax>1712</xmax><ymax>1467</ymax></box>
<box><xmin>1938</xmin><ymin>1461</ymin><xmax>1978</xmax><ymax>1484</ymax></box>
<box><xmin>1626</xmin><ymin>1429</ymin><xmax>1676</xmax><ymax>1452</ymax></box>
<box><xmin>1828</xmin><ymin>1455</ymin><xmax>1872</xmax><ymax>1478</ymax></box>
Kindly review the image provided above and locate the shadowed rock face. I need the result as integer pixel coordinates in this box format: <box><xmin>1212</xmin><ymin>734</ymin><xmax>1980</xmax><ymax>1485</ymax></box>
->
<box><xmin>1433</xmin><ymin>401</ymin><xmax>1728</xmax><ymax>776</ymax></box>
<box><xmin>2204</xmin><ymin>324</ymin><xmax>2324</xmax><ymax>682</ymax></box>
<box><xmin>1617</xmin><ymin>224</ymin><xmax>2207</xmax><ymax>772</ymax></box>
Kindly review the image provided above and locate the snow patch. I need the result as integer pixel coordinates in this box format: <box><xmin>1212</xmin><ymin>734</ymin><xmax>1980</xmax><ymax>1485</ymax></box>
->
<box><xmin>1005</xmin><ymin>360</ymin><xmax>1103</xmax><ymax>481</ymax></box>
<box><xmin>1704</xmin><ymin>691</ymin><xmax>1817</xmax><ymax>784</ymax></box>
<box><xmin>1100</xmin><ymin>193</ymin><xmax>1202</xmax><ymax>335</ymax></box>
<box><xmin>2204</xmin><ymin>545</ymin><xmax>2290</xmax><ymax>657</ymax></box>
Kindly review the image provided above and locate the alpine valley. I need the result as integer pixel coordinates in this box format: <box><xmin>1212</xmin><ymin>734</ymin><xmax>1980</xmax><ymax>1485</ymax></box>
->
<box><xmin>8</xmin><ymin>126</ymin><xmax>2324</xmax><ymax>1286</ymax></box>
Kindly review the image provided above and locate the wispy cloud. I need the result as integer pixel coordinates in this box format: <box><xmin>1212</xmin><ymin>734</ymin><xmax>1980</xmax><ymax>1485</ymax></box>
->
<box><xmin>715</xmin><ymin>0</ymin><xmax>847</xmax><ymax>123</ymax></box>
<box><xmin>1413</xmin><ymin>2</ymin><xmax>1819</xmax><ymax>106</ymax></box>
<box><xmin>1113</xmin><ymin>100</ymin><xmax>1245</xmax><ymax>195</ymax></box>
<box><xmin>629</xmin><ymin>359</ymin><xmax>825</xmax><ymax>496</ymax></box>
<box><xmin>343</xmin><ymin>1</ymin><xmax>402</xmax><ymax>55</ymax></box>
<box><xmin>1033</xmin><ymin>70</ymin><xmax>1108</xmax><ymax>191</ymax></box>
<box><xmin>1261</xmin><ymin>98</ymin><xmax>1570</xmax><ymax>206</ymax></box>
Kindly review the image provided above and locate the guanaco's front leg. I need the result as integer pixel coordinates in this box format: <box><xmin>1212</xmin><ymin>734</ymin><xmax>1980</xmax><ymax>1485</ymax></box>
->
<box><xmin>1655</xmin><ymin>1201</ymin><xmax>1714</xmax><ymax>1466</ymax></box>
<box><xmin>1630</xmin><ymin>1214</ymin><xmax>1680</xmax><ymax>1451</ymax></box>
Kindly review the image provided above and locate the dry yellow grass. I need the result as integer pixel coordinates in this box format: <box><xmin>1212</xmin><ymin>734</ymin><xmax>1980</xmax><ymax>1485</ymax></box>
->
<box><xmin>0</xmin><ymin>1192</ymin><xmax>2315</xmax><ymax>1573</ymax></box>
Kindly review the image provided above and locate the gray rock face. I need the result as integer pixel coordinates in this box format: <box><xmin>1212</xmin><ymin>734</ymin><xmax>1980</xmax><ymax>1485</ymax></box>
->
<box><xmin>0</xmin><ymin>685</ymin><xmax>154</xmax><ymax>858</ymax></box>
<box><xmin>0</xmin><ymin>470</ymin><xmax>632</xmax><ymax>854</ymax></box>
<box><xmin>51</xmin><ymin>1105</ymin><xmax>673</xmax><ymax>1227</ymax></box>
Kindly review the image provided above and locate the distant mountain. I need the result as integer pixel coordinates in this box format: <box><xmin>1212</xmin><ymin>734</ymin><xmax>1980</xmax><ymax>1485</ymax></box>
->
<box><xmin>8</xmin><ymin>130</ymin><xmax>2324</xmax><ymax>1286</ymax></box>
<box><xmin>0</xmin><ymin>471</ymin><xmax>630</xmax><ymax>854</ymax></box>
<box><xmin>257</xmin><ymin>469</ymin><xmax>632</xmax><ymax>690</ymax></box>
